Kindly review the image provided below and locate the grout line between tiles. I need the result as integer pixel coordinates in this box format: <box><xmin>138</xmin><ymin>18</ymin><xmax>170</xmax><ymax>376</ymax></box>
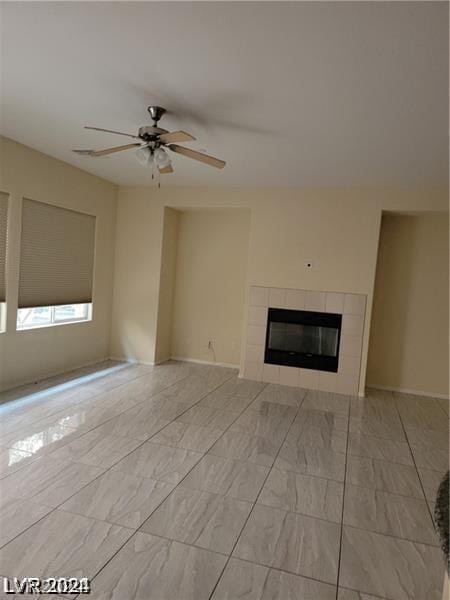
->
<box><xmin>334</xmin><ymin>392</ymin><xmax>351</xmax><ymax>600</ymax></box>
<box><xmin>206</xmin><ymin>386</ymin><xmax>309</xmax><ymax>600</ymax></box>
<box><xmin>392</xmin><ymin>392</ymin><xmax>441</xmax><ymax>532</ymax></box>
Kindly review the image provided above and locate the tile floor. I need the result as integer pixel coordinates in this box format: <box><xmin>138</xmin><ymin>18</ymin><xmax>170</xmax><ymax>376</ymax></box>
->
<box><xmin>0</xmin><ymin>361</ymin><xmax>447</xmax><ymax>599</ymax></box>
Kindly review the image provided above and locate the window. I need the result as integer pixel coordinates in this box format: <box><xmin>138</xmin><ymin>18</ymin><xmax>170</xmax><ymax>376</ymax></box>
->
<box><xmin>19</xmin><ymin>199</ymin><xmax>96</xmax><ymax>309</ymax></box>
<box><xmin>17</xmin><ymin>303</ymin><xmax>92</xmax><ymax>330</ymax></box>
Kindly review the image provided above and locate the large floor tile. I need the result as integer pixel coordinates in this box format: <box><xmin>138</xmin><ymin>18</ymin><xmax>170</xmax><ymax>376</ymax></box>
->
<box><xmin>230</xmin><ymin>412</ymin><xmax>292</xmax><ymax>441</ymax></box>
<box><xmin>258</xmin><ymin>468</ymin><xmax>343</xmax><ymax>522</ymax></box>
<box><xmin>60</xmin><ymin>469</ymin><xmax>174</xmax><ymax>529</ymax></box>
<box><xmin>138</xmin><ymin>397</ymin><xmax>195</xmax><ymax>421</ymax></box>
<box><xmin>346</xmin><ymin>455</ymin><xmax>423</xmax><ymax>498</ymax></box>
<box><xmin>175</xmin><ymin>405</ymin><xmax>238</xmax><ymax>430</ymax></box>
<box><xmin>349</xmin><ymin>416</ymin><xmax>406</xmax><ymax>442</ymax></box>
<box><xmin>182</xmin><ymin>454</ymin><xmax>269</xmax><ymax>502</ymax></box>
<box><xmin>47</xmin><ymin>427</ymin><xmax>141</xmax><ymax>468</ymax></box>
<box><xmin>1</xmin><ymin>455</ymin><xmax>105</xmax><ymax>507</ymax></box>
<box><xmin>212</xmin><ymin>558</ymin><xmax>336</xmax><ymax>600</ymax></box>
<box><xmin>93</xmin><ymin>405</ymin><xmax>171</xmax><ymax>442</ymax></box>
<box><xmin>246</xmin><ymin>398</ymin><xmax>298</xmax><ymax>420</ymax></box>
<box><xmin>0</xmin><ymin>385</ymin><xmax>97</xmax><ymax>432</ymax></box>
<box><xmin>351</xmin><ymin>393</ymin><xmax>399</xmax><ymax>422</ymax></box>
<box><xmin>141</xmin><ymin>486</ymin><xmax>252</xmax><ymax>554</ymax></box>
<box><xmin>0</xmin><ymin>510</ymin><xmax>133</xmax><ymax>581</ymax></box>
<box><xmin>275</xmin><ymin>438</ymin><xmax>346</xmax><ymax>481</ymax></box>
<box><xmin>49</xmin><ymin>376</ymin><xmax>154</xmax><ymax>426</ymax></box>
<box><xmin>343</xmin><ymin>484</ymin><xmax>438</xmax><ymax>545</ymax></box>
<box><xmin>347</xmin><ymin>431</ymin><xmax>413</xmax><ymax>466</ymax></box>
<box><xmin>199</xmin><ymin>378</ymin><xmax>263</xmax><ymax>413</ymax></box>
<box><xmin>185</xmin><ymin>364</ymin><xmax>237</xmax><ymax>389</ymax></box>
<box><xmin>340</xmin><ymin>526</ymin><xmax>445</xmax><ymax>600</ymax></box>
<box><xmin>0</xmin><ymin>496</ymin><xmax>52</xmax><ymax>547</ymax></box>
<box><xmin>199</xmin><ymin>394</ymin><xmax>255</xmax><ymax>414</ymax></box>
<box><xmin>88</xmin><ymin>532</ymin><xmax>227</xmax><ymax>600</ymax></box>
<box><xmin>147</xmin><ymin>374</ymin><xmax>217</xmax><ymax>407</ymax></box>
<box><xmin>1</xmin><ymin>419</ymin><xmax>82</xmax><ymax>458</ymax></box>
<box><xmin>111</xmin><ymin>441</ymin><xmax>202</xmax><ymax>483</ymax></box>
<box><xmin>150</xmin><ymin>421</ymin><xmax>224</xmax><ymax>452</ymax></box>
<box><xmin>293</xmin><ymin>408</ymin><xmax>348</xmax><ymax>432</ymax></box>
<box><xmin>302</xmin><ymin>390</ymin><xmax>349</xmax><ymax>415</ymax></box>
<box><xmin>209</xmin><ymin>430</ymin><xmax>281</xmax><ymax>467</ymax></box>
<box><xmin>0</xmin><ymin>446</ymin><xmax>36</xmax><ymax>478</ymax></box>
<box><xmin>288</xmin><ymin>424</ymin><xmax>348</xmax><ymax>453</ymax></box>
<box><xmin>233</xmin><ymin>505</ymin><xmax>340</xmax><ymax>584</ymax></box>
<box><xmin>44</xmin><ymin>398</ymin><xmax>132</xmax><ymax>433</ymax></box>
<box><xmin>257</xmin><ymin>384</ymin><xmax>306</xmax><ymax>407</ymax></box>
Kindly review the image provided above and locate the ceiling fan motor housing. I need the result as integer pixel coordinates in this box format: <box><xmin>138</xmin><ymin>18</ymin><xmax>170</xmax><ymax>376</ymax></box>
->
<box><xmin>147</xmin><ymin>106</ymin><xmax>166</xmax><ymax>125</ymax></box>
<box><xmin>138</xmin><ymin>125</ymin><xmax>167</xmax><ymax>140</ymax></box>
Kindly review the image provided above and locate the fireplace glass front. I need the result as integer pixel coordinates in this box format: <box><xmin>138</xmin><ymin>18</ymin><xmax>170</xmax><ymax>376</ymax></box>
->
<box><xmin>264</xmin><ymin>308</ymin><xmax>342</xmax><ymax>372</ymax></box>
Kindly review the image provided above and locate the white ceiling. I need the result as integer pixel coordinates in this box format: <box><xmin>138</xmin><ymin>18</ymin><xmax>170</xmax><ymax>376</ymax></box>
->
<box><xmin>2</xmin><ymin>1</ymin><xmax>448</xmax><ymax>187</ymax></box>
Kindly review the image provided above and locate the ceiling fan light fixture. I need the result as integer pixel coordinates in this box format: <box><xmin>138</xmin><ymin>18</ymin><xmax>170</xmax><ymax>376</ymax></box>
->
<box><xmin>135</xmin><ymin>146</ymin><xmax>152</xmax><ymax>167</ymax></box>
<box><xmin>154</xmin><ymin>147</ymin><xmax>171</xmax><ymax>168</ymax></box>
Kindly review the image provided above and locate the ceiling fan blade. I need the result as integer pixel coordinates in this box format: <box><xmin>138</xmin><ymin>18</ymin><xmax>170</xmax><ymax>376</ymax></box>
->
<box><xmin>84</xmin><ymin>126</ymin><xmax>140</xmax><ymax>139</ymax></box>
<box><xmin>158</xmin><ymin>131</ymin><xmax>196</xmax><ymax>144</ymax></box>
<box><xmin>168</xmin><ymin>144</ymin><xmax>226</xmax><ymax>169</ymax></box>
<box><xmin>89</xmin><ymin>143</ymin><xmax>141</xmax><ymax>157</ymax></box>
<box><xmin>159</xmin><ymin>164</ymin><xmax>174</xmax><ymax>174</ymax></box>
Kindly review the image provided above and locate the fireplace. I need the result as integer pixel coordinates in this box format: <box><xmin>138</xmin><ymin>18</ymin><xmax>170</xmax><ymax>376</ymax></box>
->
<box><xmin>264</xmin><ymin>308</ymin><xmax>342</xmax><ymax>372</ymax></box>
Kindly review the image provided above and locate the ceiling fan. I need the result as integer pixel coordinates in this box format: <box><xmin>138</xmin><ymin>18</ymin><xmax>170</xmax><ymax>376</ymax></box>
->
<box><xmin>73</xmin><ymin>106</ymin><xmax>226</xmax><ymax>176</ymax></box>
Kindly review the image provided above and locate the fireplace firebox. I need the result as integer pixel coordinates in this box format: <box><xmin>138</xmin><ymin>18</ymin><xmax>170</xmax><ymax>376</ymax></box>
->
<box><xmin>264</xmin><ymin>308</ymin><xmax>342</xmax><ymax>372</ymax></box>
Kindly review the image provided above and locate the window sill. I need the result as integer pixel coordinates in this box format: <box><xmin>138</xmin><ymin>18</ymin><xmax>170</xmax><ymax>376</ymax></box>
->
<box><xmin>16</xmin><ymin>318</ymin><xmax>92</xmax><ymax>332</ymax></box>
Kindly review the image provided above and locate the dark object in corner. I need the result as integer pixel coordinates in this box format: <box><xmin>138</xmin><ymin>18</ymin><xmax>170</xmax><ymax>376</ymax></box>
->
<box><xmin>434</xmin><ymin>470</ymin><xmax>449</xmax><ymax>572</ymax></box>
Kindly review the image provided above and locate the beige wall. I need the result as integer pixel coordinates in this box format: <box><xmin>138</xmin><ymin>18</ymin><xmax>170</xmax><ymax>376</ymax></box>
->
<box><xmin>367</xmin><ymin>213</ymin><xmax>449</xmax><ymax>397</ymax></box>
<box><xmin>0</xmin><ymin>136</ymin><xmax>118</xmax><ymax>391</ymax></box>
<box><xmin>109</xmin><ymin>188</ymin><xmax>165</xmax><ymax>364</ymax></box>
<box><xmin>110</xmin><ymin>186</ymin><xmax>447</xmax><ymax>393</ymax></box>
<box><xmin>2</xmin><ymin>134</ymin><xmax>446</xmax><ymax>397</ymax></box>
<box><xmin>154</xmin><ymin>207</ymin><xmax>179</xmax><ymax>364</ymax></box>
<box><xmin>170</xmin><ymin>209</ymin><xmax>250</xmax><ymax>366</ymax></box>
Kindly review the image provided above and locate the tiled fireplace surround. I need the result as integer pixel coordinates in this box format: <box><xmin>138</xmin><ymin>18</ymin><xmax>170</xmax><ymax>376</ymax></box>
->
<box><xmin>242</xmin><ymin>286</ymin><xmax>366</xmax><ymax>396</ymax></box>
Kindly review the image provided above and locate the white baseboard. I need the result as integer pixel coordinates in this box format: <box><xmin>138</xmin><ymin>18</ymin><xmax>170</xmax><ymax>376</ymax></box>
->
<box><xmin>171</xmin><ymin>356</ymin><xmax>239</xmax><ymax>369</ymax></box>
<box><xmin>367</xmin><ymin>383</ymin><xmax>449</xmax><ymax>400</ymax></box>
<box><xmin>109</xmin><ymin>356</ymin><xmax>156</xmax><ymax>366</ymax></box>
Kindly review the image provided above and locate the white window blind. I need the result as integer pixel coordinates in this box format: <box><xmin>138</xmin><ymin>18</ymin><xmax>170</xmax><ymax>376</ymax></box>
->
<box><xmin>0</xmin><ymin>192</ymin><xmax>9</xmax><ymax>303</ymax></box>
<box><xmin>19</xmin><ymin>199</ymin><xmax>96</xmax><ymax>309</ymax></box>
